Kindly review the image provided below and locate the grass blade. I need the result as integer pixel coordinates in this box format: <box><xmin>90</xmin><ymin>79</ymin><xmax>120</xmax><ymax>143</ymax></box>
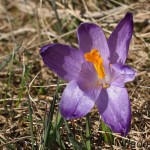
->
<box><xmin>64</xmin><ymin>120</ymin><xmax>83</xmax><ymax>150</ymax></box>
<box><xmin>43</xmin><ymin>78</ymin><xmax>60</xmax><ymax>148</ymax></box>
<box><xmin>50</xmin><ymin>0</ymin><xmax>62</xmax><ymax>34</ymax></box>
<box><xmin>0</xmin><ymin>135</ymin><xmax>16</xmax><ymax>150</ymax></box>
<box><xmin>101</xmin><ymin>121</ymin><xmax>114</xmax><ymax>146</ymax></box>
<box><xmin>27</xmin><ymin>94</ymin><xmax>35</xmax><ymax>150</ymax></box>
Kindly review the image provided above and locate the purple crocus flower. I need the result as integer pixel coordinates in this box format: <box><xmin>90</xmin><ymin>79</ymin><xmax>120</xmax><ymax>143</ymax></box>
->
<box><xmin>40</xmin><ymin>12</ymin><xmax>136</xmax><ymax>136</ymax></box>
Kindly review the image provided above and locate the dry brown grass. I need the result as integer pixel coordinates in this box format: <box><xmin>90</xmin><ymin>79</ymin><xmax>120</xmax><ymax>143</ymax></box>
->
<box><xmin>0</xmin><ymin>0</ymin><xmax>150</xmax><ymax>149</ymax></box>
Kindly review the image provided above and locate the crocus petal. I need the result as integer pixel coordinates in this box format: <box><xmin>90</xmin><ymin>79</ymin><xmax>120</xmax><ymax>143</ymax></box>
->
<box><xmin>108</xmin><ymin>12</ymin><xmax>133</xmax><ymax>64</ymax></box>
<box><xmin>110</xmin><ymin>64</ymin><xmax>136</xmax><ymax>87</ymax></box>
<box><xmin>77</xmin><ymin>62</ymin><xmax>99</xmax><ymax>91</ymax></box>
<box><xmin>59</xmin><ymin>80</ymin><xmax>101</xmax><ymax>119</ymax></box>
<box><xmin>77</xmin><ymin>23</ymin><xmax>110</xmax><ymax>64</ymax></box>
<box><xmin>96</xmin><ymin>85</ymin><xmax>131</xmax><ymax>136</ymax></box>
<box><xmin>40</xmin><ymin>43</ymin><xmax>84</xmax><ymax>81</ymax></box>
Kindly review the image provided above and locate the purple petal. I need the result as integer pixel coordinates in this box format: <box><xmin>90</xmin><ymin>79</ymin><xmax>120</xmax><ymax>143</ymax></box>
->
<box><xmin>40</xmin><ymin>43</ymin><xmax>84</xmax><ymax>81</ymax></box>
<box><xmin>77</xmin><ymin>62</ymin><xmax>99</xmax><ymax>91</ymax></box>
<box><xmin>108</xmin><ymin>12</ymin><xmax>133</xmax><ymax>64</ymax></box>
<box><xmin>96</xmin><ymin>85</ymin><xmax>131</xmax><ymax>136</ymax></box>
<box><xmin>59</xmin><ymin>80</ymin><xmax>101</xmax><ymax>119</ymax></box>
<box><xmin>110</xmin><ymin>64</ymin><xmax>136</xmax><ymax>87</ymax></box>
<box><xmin>77</xmin><ymin>23</ymin><xmax>110</xmax><ymax>64</ymax></box>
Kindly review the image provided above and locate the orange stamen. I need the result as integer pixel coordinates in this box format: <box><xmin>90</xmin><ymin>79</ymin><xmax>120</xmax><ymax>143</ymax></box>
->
<box><xmin>84</xmin><ymin>49</ymin><xmax>105</xmax><ymax>79</ymax></box>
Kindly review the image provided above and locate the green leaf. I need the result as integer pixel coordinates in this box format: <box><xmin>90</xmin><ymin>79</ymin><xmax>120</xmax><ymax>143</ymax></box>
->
<box><xmin>101</xmin><ymin>121</ymin><xmax>114</xmax><ymax>145</ymax></box>
<box><xmin>64</xmin><ymin>120</ymin><xmax>84</xmax><ymax>150</ymax></box>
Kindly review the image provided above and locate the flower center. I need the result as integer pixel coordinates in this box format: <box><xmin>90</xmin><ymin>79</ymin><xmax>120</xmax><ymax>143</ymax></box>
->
<box><xmin>84</xmin><ymin>49</ymin><xmax>105</xmax><ymax>79</ymax></box>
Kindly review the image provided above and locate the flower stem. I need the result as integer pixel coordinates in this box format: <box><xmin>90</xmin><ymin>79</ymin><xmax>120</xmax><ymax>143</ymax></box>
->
<box><xmin>86</xmin><ymin>113</ymin><xmax>91</xmax><ymax>150</ymax></box>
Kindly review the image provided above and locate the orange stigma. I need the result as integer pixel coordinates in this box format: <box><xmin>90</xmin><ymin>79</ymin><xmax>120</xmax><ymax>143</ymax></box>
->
<box><xmin>84</xmin><ymin>49</ymin><xmax>105</xmax><ymax>79</ymax></box>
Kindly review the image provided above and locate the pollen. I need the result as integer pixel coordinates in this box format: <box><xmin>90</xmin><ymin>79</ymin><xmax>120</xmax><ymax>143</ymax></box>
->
<box><xmin>84</xmin><ymin>49</ymin><xmax>105</xmax><ymax>79</ymax></box>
